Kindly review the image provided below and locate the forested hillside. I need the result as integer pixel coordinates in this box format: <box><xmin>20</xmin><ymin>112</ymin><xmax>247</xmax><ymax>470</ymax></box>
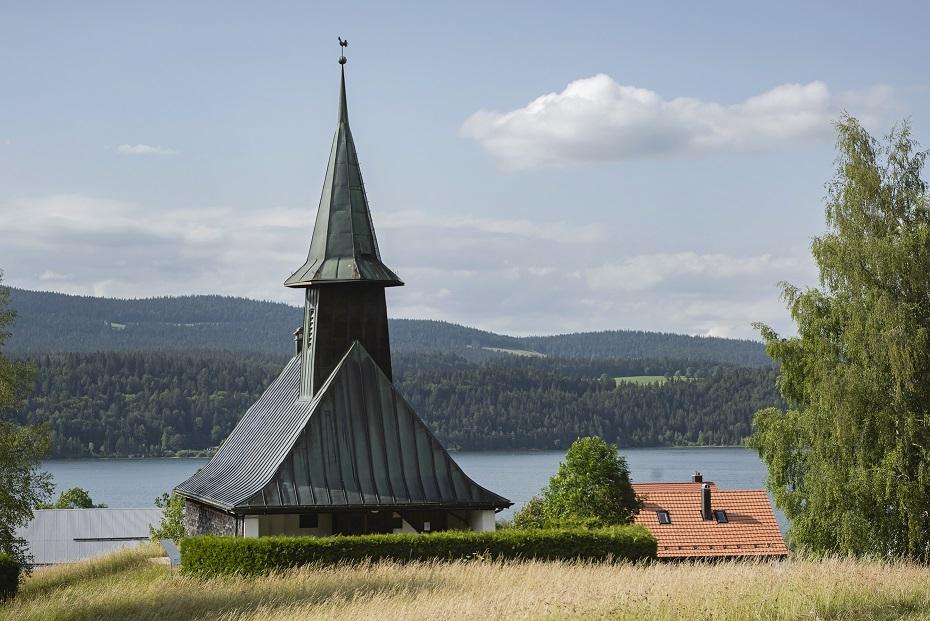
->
<box><xmin>6</xmin><ymin>289</ymin><xmax>299</xmax><ymax>354</ymax></box>
<box><xmin>526</xmin><ymin>331</ymin><xmax>768</xmax><ymax>368</ymax></box>
<box><xmin>6</xmin><ymin>288</ymin><xmax>771</xmax><ymax>366</ymax></box>
<box><xmin>3</xmin><ymin>288</ymin><xmax>780</xmax><ymax>455</ymax></box>
<box><xmin>8</xmin><ymin>351</ymin><xmax>782</xmax><ymax>457</ymax></box>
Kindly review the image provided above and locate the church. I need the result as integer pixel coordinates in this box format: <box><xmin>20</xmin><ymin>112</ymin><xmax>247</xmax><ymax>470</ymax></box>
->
<box><xmin>175</xmin><ymin>48</ymin><xmax>511</xmax><ymax>537</ymax></box>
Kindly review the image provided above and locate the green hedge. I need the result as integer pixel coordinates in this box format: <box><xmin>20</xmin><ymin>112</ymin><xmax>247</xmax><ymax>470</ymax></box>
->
<box><xmin>0</xmin><ymin>553</ymin><xmax>20</xmax><ymax>601</ymax></box>
<box><xmin>181</xmin><ymin>526</ymin><xmax>656</xmax><ymax>576</ymax></box>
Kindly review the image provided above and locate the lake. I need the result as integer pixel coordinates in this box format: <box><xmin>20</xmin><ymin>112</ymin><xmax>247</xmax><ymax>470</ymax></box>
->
<box><xmin>42</xmin><ymin>446</ymin><xmax>786</xmax><ymax>530</ymax></box>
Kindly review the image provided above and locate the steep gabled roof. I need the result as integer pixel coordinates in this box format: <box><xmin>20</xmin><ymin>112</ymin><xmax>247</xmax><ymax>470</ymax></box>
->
<box><xmin>632</xmin><ymin>482</ymin><xmax>787</xmax><ymax>558</ymax></box>
<box><xmin>176</xmin><ymin>343</ymin><xmax>509</xmax><ymax>512</ymax></box>
<box><xmin>285</xmin><ymin>65</ymin><xmax>402</xmax><ymax>288</ymax></box>
<box><xmin>175</xmin><ymin>355</ymin><xmax>310</xmax><ymax>509</ymax></box>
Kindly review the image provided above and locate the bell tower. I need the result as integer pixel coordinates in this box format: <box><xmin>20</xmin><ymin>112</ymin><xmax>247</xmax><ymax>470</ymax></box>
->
<box><xmin>285</xmin><ymin>42</ymin><xmax>402</xmax><ymax>399</ymax></box>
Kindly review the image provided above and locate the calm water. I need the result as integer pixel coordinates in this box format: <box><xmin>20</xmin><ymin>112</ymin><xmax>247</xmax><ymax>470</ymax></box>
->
<box><xmin>42</xmin><ymin>447</ymin><xmax>786</xmax><ymax>530</ymax></box>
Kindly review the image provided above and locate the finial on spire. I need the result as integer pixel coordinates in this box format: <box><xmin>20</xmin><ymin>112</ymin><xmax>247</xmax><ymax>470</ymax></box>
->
<box><xmin>338</xmin><ymin>37</ymin><xmax>348</xmax><ymax>65</ymax></box>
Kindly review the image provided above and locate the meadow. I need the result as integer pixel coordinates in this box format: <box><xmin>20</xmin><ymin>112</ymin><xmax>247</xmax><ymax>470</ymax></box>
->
<box><xmin>4</xmin><ymin>545</ymin><xmax>930</xmax><ymax>621</ymax></box>
<box><xmin>614</xmin><ymin>375</ymin><xmax>671</xmax><ymax>386</ymax></box>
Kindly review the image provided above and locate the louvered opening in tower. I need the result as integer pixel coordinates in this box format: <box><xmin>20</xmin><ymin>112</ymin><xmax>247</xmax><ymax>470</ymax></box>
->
<box><xmin>300</xmin><ymin>288</ymin><xmax>319</xmax><ymax>399</ymax></box>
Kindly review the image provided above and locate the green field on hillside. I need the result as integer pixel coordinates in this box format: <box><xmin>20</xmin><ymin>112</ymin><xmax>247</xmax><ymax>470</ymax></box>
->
<box><xmin>480</xmin><ymin>346</ymin><xmax>546</xmax><ymax>358</ymax></box>
<box><xmin>5</xmin><ymin>545</ymin><xmax>930</xmax><ymax>621</ymax></box>
<box><xmin>614</xmin><ymin>375</ymin><xmax>670</xmax><ymax>386</ymax></box>
<box><xmin>614</xmin><ymin>375</ymin><xmax>699</xmax><ymax>387</ymax></box>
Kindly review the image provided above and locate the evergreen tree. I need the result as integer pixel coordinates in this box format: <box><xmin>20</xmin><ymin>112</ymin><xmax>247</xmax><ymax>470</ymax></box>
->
<box><xmin>751</xmin><ymin>117</ymin><xmax>930</xmax><ymax>558</ymax></box>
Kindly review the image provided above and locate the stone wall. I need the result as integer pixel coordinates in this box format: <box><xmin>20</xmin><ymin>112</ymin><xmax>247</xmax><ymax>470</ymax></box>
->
<box><xmin>183</xmin><ymin>499</ymin><xmax>237</xmax><ymax>536</ymax></box>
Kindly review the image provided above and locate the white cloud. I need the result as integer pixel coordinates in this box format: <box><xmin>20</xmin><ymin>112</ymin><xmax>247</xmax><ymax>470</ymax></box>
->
<box><xmin>38</xmin><ymin>270</ymin><xmax>72</xmax><ymax>281</ymax></box>
<box><xmin>115</xmin><ymin>144</ymin><xmax>178</xmax><ymax>156</ymax></box>
<box><xmin>379</xmin><ymin>209</ymin><xmax>604</xmax><ymax>244</ymax></box>
<box><xmin>462</xmin><ymin>75</ymin><xmax>894</xmax><ymax>169</ymax></box>
<box><xmin>0</xmin><ymin>194</ymin><xmax>814</xmax><ymax>339</ymax></box>
<box><xmin>585</xmin><ymin>252</ymin><xmax>804</xmax><ymax>291</ymax></box>
<box><xmin>0</xmin><ymin>194</ymin><xmax>306</xmax><ymax>302</ymax></box>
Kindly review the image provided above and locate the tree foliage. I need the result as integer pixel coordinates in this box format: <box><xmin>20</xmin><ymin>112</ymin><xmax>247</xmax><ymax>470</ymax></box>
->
<box><xmin>0</xmin><ymin>280</ymin><xmax>34</xmax><ymax>415</ymax></box>
<box><xmin>750</xmin><ymin>116</ymin><xmax>930</xmax><ymax>559</ymax></box>
<box><xmin>150</xmin><ymin>493</ymin><xmax>185</xmax><ymax>543</ymax></box>
<box><xmin>37</xmin><ymin>487</ymin><xmax>104</xmax><ymax>509</ymax></box>
<box><xmin>513</xmin><ymin>437</ymin><xmax>641</xmax><ymax>528</ymax></box>
<box><xmin>0</xmin><ymin>422</ymin><xmax>52</xmax><ymax>568</ymax></box>
<box><xmin>0</xmin><ymin>553</ymin><xmax>20</xmax><ymax>601</ymax></box>
<box><xmin>0</xmin><ymin>272</ymin><xmax>50</xmax><ymax>570</ymax></box>
<box><xmin>511</xmin><ymin>496</ymin><xmax>547</xmax><ymax>529</ymax></box>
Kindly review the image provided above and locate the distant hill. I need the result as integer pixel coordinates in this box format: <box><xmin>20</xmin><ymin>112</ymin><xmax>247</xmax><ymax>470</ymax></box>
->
<box><xmin>5</xmin><ymin>288</ymin><xmax>771</xmax><ymax>367</ymax></box>
<box><xmin>525</xmin><ymin>331</ymin><xmax>769</xmax><ymax>367</ymax></box>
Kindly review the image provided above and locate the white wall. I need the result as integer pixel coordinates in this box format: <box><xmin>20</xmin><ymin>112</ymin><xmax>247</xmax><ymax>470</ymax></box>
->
<box><xmin>243</xmin><ymin>516</ymin><xmax>260</xmax><ymax>538</ymax></box>
<box><xmin>467</xmin><ymin>510</ymin><xmax>496</xmax><ymax>532</ymax></box>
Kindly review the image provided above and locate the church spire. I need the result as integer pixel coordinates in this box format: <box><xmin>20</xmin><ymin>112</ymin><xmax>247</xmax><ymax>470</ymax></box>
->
<box><xmin>285</xmin><ymin>41</ymin><xmax>402</xmax><ymax>288</ymax></box>
<box><xmin>338</xmin><ymin>52</ymin><xmax>349</xmax><ymax>124</ymax></box>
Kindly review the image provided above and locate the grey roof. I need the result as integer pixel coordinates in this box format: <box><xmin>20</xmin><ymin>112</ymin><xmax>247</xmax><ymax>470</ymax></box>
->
<box><xmin>285</xmin><ymin>65</ymin><xmax>402</xmax><ymax>288</ymax></box>
<box><xmin>176</xmin><ymin>343</ymin><xmax>510</xmax><ymax>512</ymax></box>
<box><xmin>15</xmin><ymin>508</ymin><xmax>161</xmax><ymax>565</ymax></box>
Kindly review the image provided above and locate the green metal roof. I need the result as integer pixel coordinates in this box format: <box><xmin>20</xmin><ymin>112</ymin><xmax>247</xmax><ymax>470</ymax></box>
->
<box><xmin>285</xmin><ymin>65</ymin><xmax>403</xmax><ymax>288</ymax></box>
<box><xmin>175</xmin><ymin>343</ymin><xmax>511</xmax><ymax>512</ymax></box>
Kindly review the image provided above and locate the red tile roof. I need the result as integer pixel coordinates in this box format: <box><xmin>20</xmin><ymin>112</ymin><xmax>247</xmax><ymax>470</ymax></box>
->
<box><xmin>632</xmin><ymin>482</ymin><xmax>787</xmax><ymax>559</ymax></box>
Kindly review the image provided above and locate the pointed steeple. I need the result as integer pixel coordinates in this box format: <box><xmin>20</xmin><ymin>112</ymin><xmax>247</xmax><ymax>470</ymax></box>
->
<box><xmin>285</xmin><ymin>53</ymin><xmax>402</xmax><ymax>288</ymax></box>
<box><xmin>338</xmin><ymin>63</ymin><xmax>349</xmax><ymax>124</ymax></box>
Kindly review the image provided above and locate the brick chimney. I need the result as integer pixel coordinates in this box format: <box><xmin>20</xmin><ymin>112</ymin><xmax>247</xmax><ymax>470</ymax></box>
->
<box><xmin>701</xmin><ymin>483</ymin><xmax>712</xmax><ymax>520</ymax></box>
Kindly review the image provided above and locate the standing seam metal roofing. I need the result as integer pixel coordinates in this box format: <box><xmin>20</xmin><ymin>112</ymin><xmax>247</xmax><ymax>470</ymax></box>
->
<box><xmin>285</xmin><ymin>65</ymin><xmax>402</xmax><ymax>288</ymax></box>
<box><xmin>175</xmin><ymin>343</ymin><xmax>510</xmax><ymax>512</ymax></box>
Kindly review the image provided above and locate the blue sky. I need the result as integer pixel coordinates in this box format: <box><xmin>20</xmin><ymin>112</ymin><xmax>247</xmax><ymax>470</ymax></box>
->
<box><xmin>2</xmin><ymin>1</ymin><xmax>928</xmax><ymax>337</ymax></box>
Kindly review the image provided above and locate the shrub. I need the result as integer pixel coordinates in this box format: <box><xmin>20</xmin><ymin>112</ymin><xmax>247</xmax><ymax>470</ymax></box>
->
<box><xmin>37</xmin><ymin>487</ymin><xmax>105</xmax><ymax>509</ymax></box>
<box><xmin>512</xmin><ymin>437</ymin><xmax>643</xmax><ymax>529</ymax></box>
<box><xmin>541</xmin><ymin>437</ymin><xmax>641</xmax><ymax>527</ymax></box>
<box><xmin>181</xmin><ymin>526</ymin><xmax>656</xmax><ymax>577</ymax></box>
<box><xmin>511</xmin><ymin>496</ymin><xmax>546</xmax><ymax>529</ymax></box>
<box><xmin>0</xmin><ymin>553</ymin><xmax>20</xmax><ymax>601</ymax></box>
<box><xmin>150</xmin><ymin>492</ymin><xmax>185</xmax><ymax>543</ymax></box>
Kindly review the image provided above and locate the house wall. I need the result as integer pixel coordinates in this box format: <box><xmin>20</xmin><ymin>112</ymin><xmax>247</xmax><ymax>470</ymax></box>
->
<box><xmin>183</xmin><ymin>499</ymin><xmax>237</xmax><ymax>537</ymax></box>
<box><xmin>241</xmin><ymin>513</ymin><xmax>334</xmax><ymax>538</ymax></box>
<box><xmin>240</xmin><ymin>510</ymin><xmax>496</xmax><ymax>537</ymax></box>
<box><xmin>467</xmin><ymin>510</ymin><xmax>496</xmax><ymax>532</ymax></box>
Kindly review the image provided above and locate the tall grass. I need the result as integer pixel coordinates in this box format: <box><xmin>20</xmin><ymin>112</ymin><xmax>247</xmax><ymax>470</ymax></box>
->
<box><xmin>3</xmin><ymin>546</ymin><xmax>930</xmax><ymax>621</ymax></box>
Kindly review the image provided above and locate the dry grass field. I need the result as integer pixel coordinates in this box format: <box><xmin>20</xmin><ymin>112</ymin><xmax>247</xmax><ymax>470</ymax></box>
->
<box><xmin>4</xmin><ymin>544</ymin><xmax>930</xmax><ymax>621</ymax></box>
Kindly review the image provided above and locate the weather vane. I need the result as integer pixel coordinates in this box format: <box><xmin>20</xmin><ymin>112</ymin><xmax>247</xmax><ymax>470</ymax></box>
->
<box><xmin>338</xmin><ymin>37</ymin><xmax>348</xmax><ymax>65</ymax></box>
